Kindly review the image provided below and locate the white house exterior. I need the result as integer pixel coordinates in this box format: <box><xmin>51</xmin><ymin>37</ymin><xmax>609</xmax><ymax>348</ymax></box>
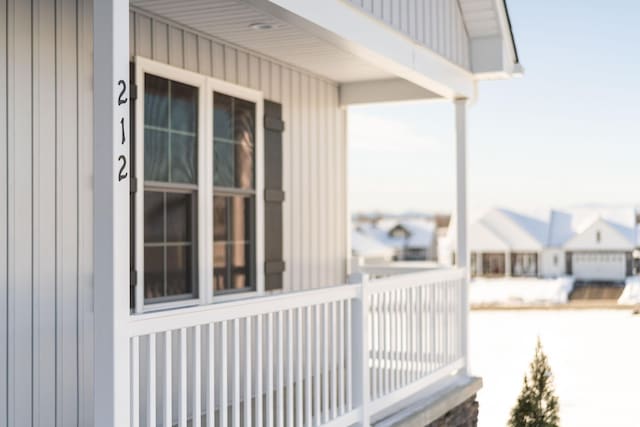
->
<box><xmin>547</xmin><ymin>208</ymin><xmax>637</xmax><ymax>282</ymax></box>
<box><xmin>1</xmin><ymin>1</ymin><xmax>520</xmax><ymax>426</ymax></box>
<box><xmin>355</xmin><ymin>218</ymin><xmax>439</xmax><ymax>262</ymax></box>
<box><xmin>443</xmin><ymin>207</ymin><xmax>638</xmax><ymax>283</ymax></box>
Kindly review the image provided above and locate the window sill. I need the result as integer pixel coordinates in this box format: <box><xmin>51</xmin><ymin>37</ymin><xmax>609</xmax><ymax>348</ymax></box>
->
<box><xmin>133</xmin><ymin>289</ymin><xmax>264</xmax><ymax>315</ymax></box>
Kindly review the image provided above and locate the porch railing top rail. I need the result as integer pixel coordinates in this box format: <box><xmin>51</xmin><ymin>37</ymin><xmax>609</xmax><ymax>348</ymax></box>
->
<box><xmin>128</xmin><ymin>283</ymin><xmax>359</xmax><ymax>338</ymax></box>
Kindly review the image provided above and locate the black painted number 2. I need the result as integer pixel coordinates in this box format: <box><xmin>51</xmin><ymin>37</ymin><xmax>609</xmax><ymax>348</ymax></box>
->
<box><xmin>117</xmin><ymin>80</ymin><xmax>128</xmax><ymax>182</ymax></box>
<box><xmin>118</xmin><ymin>155</ymin><xmax>128</xmax><ymax>181</ymax></box>
<box><xmin>117</xmin><ymin>80</ymin><xmax>128</xmax><ymax>105</ymax></box>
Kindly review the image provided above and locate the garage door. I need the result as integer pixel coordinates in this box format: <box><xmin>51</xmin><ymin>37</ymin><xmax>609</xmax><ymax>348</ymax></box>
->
<box><xmin>572</xmin><ymin>252</ymin><xmax>626</xmax><ymax>281</ymax></box>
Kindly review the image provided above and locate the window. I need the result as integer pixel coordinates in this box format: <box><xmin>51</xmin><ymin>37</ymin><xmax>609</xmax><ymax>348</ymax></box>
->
<box><xmin>596</xmin><ymin>230</ymin><xmax>601</xmax><ymax>243</ymax></box>
<box><xmin>213</xmin><ymin>93</ymin><xmax>256</xmax><ymax>293</ymax></box>
<box><xmin>134</xmin><ymin>58</ymin><xmax>264</xmax><ymax>312</ymax></box>
<box><xmin>142</xmin><ymin>74</ymin><xmax>199</xmax><ymax>304</ymax></box>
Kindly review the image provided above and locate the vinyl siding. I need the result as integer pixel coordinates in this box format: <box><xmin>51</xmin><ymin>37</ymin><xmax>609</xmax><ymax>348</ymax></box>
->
<box><xmin>347</xmin><ymin>0</ymin><xmax>471</xmax><ymax>69</ymax></box>
<box><xmin>130</xmin><ymin>9</ymin><xmax>349</xmax><ymax>293</ymax></box>
<box><xmin>0</xmin><ymin>3</ymin><xmax>349</xmax><ymax>424</ymax></box>
<box><xmin>1</xmin><ymin>0</ymin><xmax>94</xmax><ymax>425</ymax></box>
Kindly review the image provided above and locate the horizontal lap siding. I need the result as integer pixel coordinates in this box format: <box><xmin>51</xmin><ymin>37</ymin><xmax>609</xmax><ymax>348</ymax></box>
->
<box><xmin>2</xmin><ymin>0</ymin><xmax>93</xmax><ymax>425</ymax></box>
<box><xmin>347</xmin><ymin>0</ymin><xmax>471</xmax><ymax>69</ymax></box>
<box><xmin>130</xmin><ymin>9</ymin><xmax>348</xmax><ymax>292</ymax></box>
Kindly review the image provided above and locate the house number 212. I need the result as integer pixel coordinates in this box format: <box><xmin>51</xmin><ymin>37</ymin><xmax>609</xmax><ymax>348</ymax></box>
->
<box><xmin>117</xmin><ymin>79</ymin><xmax>128</xmax><ymax>182</ymax></box>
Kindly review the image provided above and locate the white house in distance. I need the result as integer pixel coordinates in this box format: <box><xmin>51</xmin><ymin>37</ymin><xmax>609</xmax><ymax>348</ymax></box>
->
<box><xmin>355</xmin><ymin>218</ymin><xmax>439</xmax><ymax>262</ymax></box>
<box><xmin>1</xmin><ymin>1</ymin><xmax>521</xmax><ymax>426</ymax></box>
<box><xmin>442</xmin><ymin>207</ymin><xmax>639</xmax><ymax>282</ymax></box>
<box><xmin>351</xmin><ymin>228</ymin><xmax>395</xmax><ymax>264</ymax></box>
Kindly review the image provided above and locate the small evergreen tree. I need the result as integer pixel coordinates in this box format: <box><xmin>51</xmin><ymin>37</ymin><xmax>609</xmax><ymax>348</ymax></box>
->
<box><xmin>508</xmin><ymin>338</ymin><xmax>560</xmax><ymax>427</ymax></box>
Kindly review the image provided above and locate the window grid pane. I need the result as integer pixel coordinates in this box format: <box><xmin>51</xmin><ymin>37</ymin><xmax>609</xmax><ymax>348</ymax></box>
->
<box><xmin>143</xmin><ymin>190</ymin><xmax>197</xmax><ymax>302</ymax></box>
<box><xmin>144</xmin><ymin>74</ymin><xmax>198</xmax><ymax>185</ymax></box>
<box><xmin>142</xmin><ymin>73</ymin><xmax>200</xmax><ymax>305</ymax></box>
<box><xmin>213</xmin><ymin>193</ymin><xmax>255</xmax><ymax>294</ymax></box>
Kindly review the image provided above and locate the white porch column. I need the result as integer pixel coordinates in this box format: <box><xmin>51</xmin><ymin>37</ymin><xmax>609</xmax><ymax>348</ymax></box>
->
<box><xmin>454</xmin><ymin>98</ymin><xmax>469</xmax><ymax>373</ymax></box>
<box><xmin>94</xmin><ymin>1</ymin><xmax>131</xmax><ymax>426</ymax></box>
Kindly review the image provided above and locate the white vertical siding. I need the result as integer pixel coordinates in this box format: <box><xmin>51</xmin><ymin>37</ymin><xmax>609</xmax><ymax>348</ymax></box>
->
<box><xmin>130</xmin><ymin>9</ymin><xmax>349</xmax><ymax>292</ymax></box>
<box><xmin>347</xmin><ymin>0</ymin><xmax>471</xmax><ymax>69</ymax></box>
<box><xmin>0</xmin><ymin>3</ymin><xmax>349</xmax><ymax>423</ymax></box>
<box><xmin>1</xmin><ymin>0</ymin><xmax>94</xmax><ymax>425</ymax></box>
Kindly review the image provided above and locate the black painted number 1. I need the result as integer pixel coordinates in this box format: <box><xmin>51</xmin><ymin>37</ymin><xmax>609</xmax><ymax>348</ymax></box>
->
<box><xmin>117</xmin><ymin>80</ymin><xmax>128</xmax><ymax>182</ymax></box>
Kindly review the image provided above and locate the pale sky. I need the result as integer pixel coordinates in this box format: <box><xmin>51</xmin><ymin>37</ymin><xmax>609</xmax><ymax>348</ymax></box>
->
<box><xmin>348</xmin><ymin>1</ymin><xmax>640</xmax><ymax>216</ymax></box>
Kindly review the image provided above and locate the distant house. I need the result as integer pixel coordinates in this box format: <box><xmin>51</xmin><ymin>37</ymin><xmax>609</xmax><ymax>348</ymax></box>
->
<box><xmin>442</xmin><ymin>207</ymin><xmax>639</xmax><ymax>282</ymax></box>
<box><xmin>544</xmin><ymin>209</ymin><xmax>637</xmax><ymax>281</ymax></box>
<box><xmin>351</xmin><ymin>228</ymin><xmax>395</xmax><ymax>263</ymax></box>
<box><xmin>354</xmin><ymin>218</ymin><xmax>438</xmax><ymax>261</ymax></box>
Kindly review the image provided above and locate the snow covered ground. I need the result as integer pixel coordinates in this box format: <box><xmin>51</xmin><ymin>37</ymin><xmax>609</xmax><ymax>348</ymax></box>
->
<box><xmin>618</xmin><ymin>276</ymin><xmax>640</xmax><ymax>305</ymax></box>
<box><xmin>470</xmin><ymin>277</ymin><xmax>575</xmax><ymax>306</ymax></box>
<box><xmin>470</xmin><ymin>309</ymin><xmax>640</xmax><ymax>427</ymax></box>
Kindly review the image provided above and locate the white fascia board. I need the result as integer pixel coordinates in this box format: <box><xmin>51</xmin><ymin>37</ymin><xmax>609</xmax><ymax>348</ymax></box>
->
<box><xmin>244</xmin><ymin>0</ymin><xmax>476</xmax><ymax>99</ymax></box>
<box><xmin>339</xmin><ymin>78</ymin><xmax>441</xmax><ymax>106</ymax></box>
<box><xmin>493</xmin><ymin>0</ymin><xmax>522</xmax><ymax>75</ymax></box>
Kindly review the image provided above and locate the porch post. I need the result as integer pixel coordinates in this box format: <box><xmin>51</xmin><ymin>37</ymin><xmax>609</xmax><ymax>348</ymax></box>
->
<box><xmin>94</xmin><ymin>0</ymin><xmax>131</xmax><ymax>426</ymax></box>
<box><xmin>454</xmin><ymin>98</ymin><xmax>469</xmax><ymax>373</ymax></box>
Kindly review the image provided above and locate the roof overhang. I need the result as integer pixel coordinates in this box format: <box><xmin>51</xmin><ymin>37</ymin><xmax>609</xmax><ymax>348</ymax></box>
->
<box><xmin>459</xmin><ymin>0</ymin><xmax>523</xmax><ymax>79</ymax></box>
<box><xmin>245</xmin><ymin>0</ymin><xmax>476</xmax><ymax>99</ymax></box>
<box><xmin>131</xmin><ymin>0</ymin><xmax>522</xmax><ymax>104</ymax></box>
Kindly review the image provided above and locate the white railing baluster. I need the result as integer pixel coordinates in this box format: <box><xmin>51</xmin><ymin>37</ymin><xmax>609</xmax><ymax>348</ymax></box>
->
<box><xmin>331</xmin><ymin>301</ymin><xmax>338</xmax><ymax>418</ymax></box>
<box><xmin>376</xmin><ymin>293</ymin><xmax>383</xmax><ymax>398</ymax></box>
<box><xmin>392</xmin><ymin>290</ymin><xmax>402</xmax><ymax>389</ymax></box>
<box><xmin>193</xmin><ymin>325</ymin><xmax>202</xmax><ymax>427</ymax></box>
<box><xmin>338</xmin><ymin>300</ymin><xmax>345</xmax><ymax>415</ymax></box>
<box><xmin>131</xmin><ymin>336</ymin><xmax>140</xmax><ymax>427</ymax></box>
<box><xmin>164</xmin><ymin>331</ymin><xmax>172</xmax><ymax>427</ymax></box>
<box><xmin>416</xmin><ymin>287</ymin><xmax>422</xmax><ymax>380</ymax></box>
<box><xmin>256</xmin><ymin>315</ymin><xmax>263</xmax><ymax>427</ymax></box>
<box><xmin>305</xmin><ymin>306</ymin><xmax>312</xmax><ymax>427</ymax></box>
<box><xmin>206</xmin><ymin>324</ymin><xmax>214</xmax><ymax>427</ymax></box>
<box><xmin>384</xmin><ymin>292</ymin><xmax>390</xmax><ymax>396</ymax></box>
<box><xmin>322</xmin><ymin>303</ymin><xmax>329</xmax><ymax>423</ymax></box>
<box><xmin>346</xmin><ymin>299</ymin><xmax>352</xmax><ymax>412</ymax></box>
<box><xmin>287</xmin><ymin>310</ymin><xmax>294</xmax><ymax>427</ymax></box>
<box><xmin>314</xmin><ymin>305</ymin><xmax>321</xmax><ymax>426</ymax></box>
<box><xmin>221</xmin><ymin>321</ymin><xmax>228</xmax><ymax>427</ymax></box>
<box><xmin>245</xmin><ymin>317</ymin><xmax>252</xmax><ymax>427</ymax></box>
<box><xmin>233</xmin><ymin>319</ymin><xmax>241</xmax><ymax>427</ymax></box>
<box><xmin>179</xmin><ymin>328</ymin><xmax>187</xmax><ymax>427</ymax></box>
<box><xmin>276</xmin><ymin>311</ymin><xmax>284</xmax><ymax>427</ymax></box>
<box><xmin>266</xmin><ymin>313</ymin><xmax>273</xmax><ymax>427</ymax></box>
<box><xmin>402</xmin><ymin>288</ymin><xmax>408</xmax><ymax>386</ymax></box>
<box><xmin>147</xmin><ymin>333</ymin><xmax>156</xmax><ymax>427</ymax></box>
<box><xmin>296</xmin><ymin>308</ymin><xmax>303</xmax><ymax>427</ymax></box>
<box><xmin>370</xmin><ymin>295</ymin><xmax>376</xmax><ymax>400</ymax></box>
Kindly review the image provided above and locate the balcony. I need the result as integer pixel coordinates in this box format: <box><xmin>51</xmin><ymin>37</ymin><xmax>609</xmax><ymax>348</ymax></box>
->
<box><xmin>127</xmin><ymin>267</ymin><xmax>468</xmax><ymax>426</ymax></box>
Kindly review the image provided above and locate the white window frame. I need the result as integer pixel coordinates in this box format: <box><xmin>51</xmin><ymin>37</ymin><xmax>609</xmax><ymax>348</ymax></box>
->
<box><xmin>134</xmin><ymin>57</ymin><xmax>265</xmax><ymax>313</ymax></box>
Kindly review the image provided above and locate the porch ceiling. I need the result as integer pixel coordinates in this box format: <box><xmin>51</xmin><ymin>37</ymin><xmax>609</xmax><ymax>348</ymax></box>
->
<box><xmin>130</xmin><ymin>0</ymin><xmax>395</xmax><ymax>83</ymax></box>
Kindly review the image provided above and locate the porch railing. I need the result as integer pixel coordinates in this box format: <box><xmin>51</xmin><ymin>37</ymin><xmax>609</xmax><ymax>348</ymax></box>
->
<box><xmin>127</xmin><ymin>268</ymin><xmax>467</xmax><ymax>427</ymax></box>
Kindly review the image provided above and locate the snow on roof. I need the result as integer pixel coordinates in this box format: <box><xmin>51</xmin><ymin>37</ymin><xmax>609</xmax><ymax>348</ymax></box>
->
<box><xmin>351</xmin><ymin>229</ymin><xmax>395</xmax><ymax>258</ymax></box>
<box><xmin>547</xmin><ymin>206</ymin><xmax>637</xmax><ymax>247</ymax></box>
<box><xmin>354</xmin><ymin>219</ymin><xmax>436</xmax><ymax>250</ymax></box>
<box><xmin>469</xmin><ymin>221</ymin><xmax>509</xmax><ymax>252</ymax></box>
<box><xmin>476</xmin><ymin>208</ymin><xmax>547</xmax><ymax>251</ymax></box>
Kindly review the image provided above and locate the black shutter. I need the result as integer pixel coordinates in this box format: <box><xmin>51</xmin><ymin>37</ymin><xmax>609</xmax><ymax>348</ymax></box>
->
<box><xmin>264</xmin><ymin>101</ymin><xmax>286</xmax><ymax>291</ymax></box>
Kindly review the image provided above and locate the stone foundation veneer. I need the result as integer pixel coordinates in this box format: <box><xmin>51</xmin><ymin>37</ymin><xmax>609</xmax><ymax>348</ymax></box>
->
<box><xmin>427</xmin><ymin>396</ymin><xmax>479</xmax><ymax>427</ymax></box>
